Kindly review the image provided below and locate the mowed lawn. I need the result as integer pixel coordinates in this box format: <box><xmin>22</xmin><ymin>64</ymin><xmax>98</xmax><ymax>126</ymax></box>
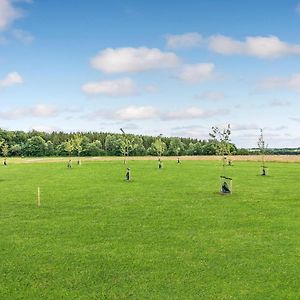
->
<box><xmin>0</xmin><ymin>160</ymin><xmax>299</xmax><ymax>299</ymax></box>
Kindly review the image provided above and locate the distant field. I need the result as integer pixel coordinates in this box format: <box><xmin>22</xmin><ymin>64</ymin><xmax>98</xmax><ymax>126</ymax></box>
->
<box><xmin>1</xmin><ymin>160</ymin><xmax>299</xmax><ymax>299</ymax></box>
<box><xmin>5</xmin><ymin>154</ymin><xmax>300</xmax><ymax>164</ymax></box>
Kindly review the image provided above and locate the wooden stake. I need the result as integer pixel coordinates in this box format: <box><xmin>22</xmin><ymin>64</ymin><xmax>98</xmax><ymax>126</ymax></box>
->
<box><xmin>37</xmin><ymin>187</ymin><xmax>41</xmax><ymax>207</ymax></box>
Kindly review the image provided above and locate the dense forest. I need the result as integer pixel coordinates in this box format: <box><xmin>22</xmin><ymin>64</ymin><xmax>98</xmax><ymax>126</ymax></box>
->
<box><xmin>0</xmin><ymin>128</ymin><xmax>240</xmax><ymax>157</ymax></box>
<box><xmin>0</xmin><ymin>128</ymin><xmax>299</xmax><ymax>157</ymax></box>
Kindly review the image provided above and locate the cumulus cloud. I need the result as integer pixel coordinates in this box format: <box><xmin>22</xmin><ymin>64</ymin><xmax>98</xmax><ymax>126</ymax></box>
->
<box><xmin>86</xmin><ymin>105</ymin><xmax>227</xmax><ymax>122</ymax></box>
<box><xmin>0</xmin><ymin>0</ymin><xmax>21</xmax><ymax>31</ymax></box>
<box><xmin>0</xmin><ymin>71</ymin><xmax>23</xmax><ymax>88</ymax></box>
<box><xmin>82</xmin><ymin>77</ymin><xmax>138</xmax><ymax>97</ymax></box>
<box><xmin>258</xmin><ymin>73</ymin><xmax>300</xmax><ymax>91</ymax></box>
<box><xmin>177</xmin><ymin>63</ymin><xmax>215</xmax><ymax>83</ymax></box>
<box><xmin>170</xmin><ymin>125</ymin><xmax>207</xmax><ymax>138</ymax></box>
<box><xmin>114</xmin><ymin>105</ymin><xmax>158</xmax><ymax>120</ymax></box>
<box><xmin>87</xmin><ymin>105</ymin><xmax>158</xmax><ymax>121</ymax></box>
<box><xmin>166</xmin><ymin>32</ymin><xmax>203</xmax><ymax>49</ymax></box>
<box><xmin>164</xmin><ymin>106</ymin><xmax>226</xmax><ymax>120</ymax></box>
<box><xmin>0</xmin><ymin>104</ymin><xmax>58</xmax><ymax>119</ymax></box>
<box><xmin>208</xmin><ymin>34</ymin><xmax>300</xmax><ymax>59</ymax></box>
<box><xmin>32</xmin><ymin>104</ymin><xmax>58</xmax><ymax>117</ymax></box>
<box><xmin>167</xmin><ymin>31</ymin><xmax>300</xmax><ymax>59</ymax></box>
<box><xmin>208</xmin><ymin>35</ymin><xmax>244</xmax><ymax>55</ymax></box>
<box><xmin>90</xmin><ymin>47</ymin><xmax>180</xmax><ymax>73</ymax></box>
<box><xmin>195</xmin><ymin>91</ymin><xmax>225</xmax><ymax>101</ymax></box>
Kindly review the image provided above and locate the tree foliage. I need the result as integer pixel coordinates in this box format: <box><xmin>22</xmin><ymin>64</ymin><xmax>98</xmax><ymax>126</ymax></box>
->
<box><xmin>0</xmin><ymin>128</ymin><xmax>240</xmax><ymax>157</ymax></box>
<box><xmin>152</xmin><ymin>137</ymin><xmax>166</xmax><ymax>158</ymax></box>
<box><xmin>209</xmin><ymin>124</ymin><xmax>232</xmax><ymax>176</ymax></box>
<box><xmin>258</xmin><ymin>129</ymin><xmax>268</xmax><ymax>168</ymax></box>
<box><xmin>257</xmin><ymin>129</ymin><xmax>267</xmax><ymax>154</ymax></box>
<box><xmin>209</xmin><ymin>124</ymin><xmax>232</xmax><ymax>156</ymax></box>
<box><xmin>72</xmin><ymin>135</ymin><xmax>83</xmax><ymax>157</ymax></box>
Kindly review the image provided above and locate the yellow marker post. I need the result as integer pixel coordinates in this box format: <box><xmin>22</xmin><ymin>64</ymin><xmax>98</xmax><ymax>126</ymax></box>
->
<box><xmin>37</xmin><ymin>187</ymin><xmax>41</xmax><ymax>207</ymax></box>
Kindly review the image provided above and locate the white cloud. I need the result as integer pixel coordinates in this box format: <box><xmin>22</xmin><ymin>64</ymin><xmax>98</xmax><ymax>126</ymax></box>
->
<box><xmin>114</xmin><ymin>105</ymin><xmax>158</xmax><ymax>120</ymax></box>
<box><xmin>90</xmin><ymin>47</ymin><xmax>180</xmax><ymax>73</ymax></box>
<box><xmin>258</xmin><ymin>73</ymin><xmax>300</xmax><ymax>91</ymax></box>
<box><xmin>296</xmin><ymin>3</ymin><xmax>300</xmax><ymax>13</ymax></box>
<box><xmin>170</xmin><ymin>125</ymin><xmax>207</xmax><ymax>138</ymax></box>
<box><xmin>0</xmin><ymin>0</ymin><xmax>21</xmax><ymax>31</ymax></box>
<box><xmin>32</xmin><ymin>104</ymin><xmax>58</xmax><ymax>117</ymax></box>
<box><xmin>177</xmin><ymin>63</ymin><xmax>215</xmax><ymax>83</ymax></box>
<box><xmin>208</xmin><ymin>35</ymin><xmax>244</xmax><ymax>55</ymax></box>
<box><xmin>86</xmin><ymin>105</ymin><xmax>226</xmax><ymax>122</ymax></box>
<box><xmin>0</xmin><ymin>104</ymin><xmax>58</xmax><ymax>119</ymax></box>
<box><xmin>245</xmin><ymin>36</ymin><xmax>291</xmax><ymax>58</ymax></box>
<box><xmin>0</xmin><ymin>71</ymin><xmax>23</xmax><ymax>88</ymax></box>
<box><xmin>195</xmin><ymin>91</ymin><xmax>225</xmax><ymax>101</ymax></box>
<box><xmin>82</xmin><ymin>77</ymin><xmax>138</xmax><ymax>97</ymax></box>
<box><xmin>164</xmin><ymin>107</ymin><xmax>225</xmax><ymax>120</ymax></box>
<box><xmin>164</xmin><ymin>31</ymin><xmax>300</xmax><ymax>59</ymax></box>
<box><xmin>85</xmin><ymin>106</ymin><xmax>158</xmax><ymax>121</ymax></box>
<box><xmin>166</xmin><ymin>32</ymin><xmax>203</xmax><ymax>49</ymax></box>
<box><xmin>208</xmin><ymin>34</ymin><xmax>300</xmax><ymax>58</ymax></box>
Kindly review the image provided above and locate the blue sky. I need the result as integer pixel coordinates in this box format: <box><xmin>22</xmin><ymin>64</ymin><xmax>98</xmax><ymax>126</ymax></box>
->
<box><xmin>1</xmin><ymin>0</ymin><xmax>300</xmax><ymax>147</ymax></box>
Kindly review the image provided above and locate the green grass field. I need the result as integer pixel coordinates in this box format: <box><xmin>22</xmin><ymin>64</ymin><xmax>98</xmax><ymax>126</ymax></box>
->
<box><xmin>1</xmin><ymin>160</ymin><xmax>299</xmax><ymax>299</ymax></box>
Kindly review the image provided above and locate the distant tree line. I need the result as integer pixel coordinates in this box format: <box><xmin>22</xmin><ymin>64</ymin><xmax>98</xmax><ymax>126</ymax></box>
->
<box><xmin>0</xmin><ymin>128</ymin><xmax>298</xmax><ymax>157</ymax></box>
<box><xmin>245</xmin><ymin>148</ymin><xmax>300</xmax><ymax>155</ymax></box>
<box><xmin>0</xmin><ymin>128</ymin><xmax>239</xmax><ymax>157</ymax></box>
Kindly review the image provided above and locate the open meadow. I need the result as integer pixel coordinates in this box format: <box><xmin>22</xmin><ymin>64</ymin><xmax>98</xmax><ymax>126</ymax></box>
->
<box><xmin>1</xmin><ymin>159</ymin><xmax>300</xmax><ymax>299</ymax></box>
